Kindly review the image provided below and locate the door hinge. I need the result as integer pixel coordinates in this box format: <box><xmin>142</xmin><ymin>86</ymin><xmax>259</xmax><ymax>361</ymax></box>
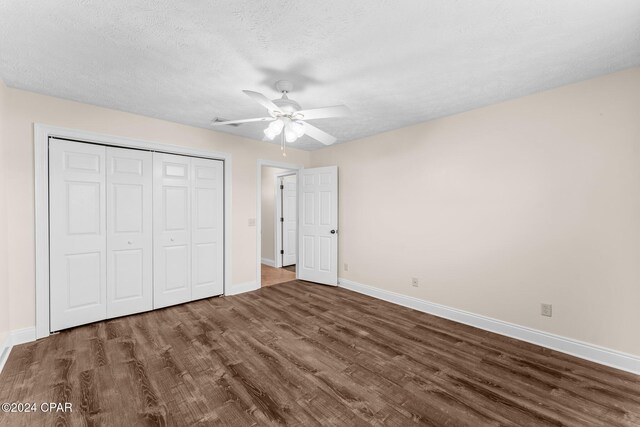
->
<box><xmin>280</xmin><ymin>184</ymin><xmax>284</xmax><ymax>190</ymax></box>
<box><xmin>280</xmin><ymin>217</ymin><xmax>284</xmax><ymax>222</ymax></box>
<box><xmin>280</xmin><ymin>250</ymin><xmax>284</xmax><ymax>255</ymax></box>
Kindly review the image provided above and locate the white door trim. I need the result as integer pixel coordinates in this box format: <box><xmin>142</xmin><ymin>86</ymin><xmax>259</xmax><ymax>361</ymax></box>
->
<box><xmin>274</xmin><ymin>171</ymin><xmax>297</xmax><ymax>268</ymax></box>
<box><xmin>34</xmin><ymin>123</ymin><xmax>233</xmax><ymax>339</ymax></box>
<box><xmin>256</xmin><ymin>160</ymin><xmax>302</xmax><ymax>287</ymax></box>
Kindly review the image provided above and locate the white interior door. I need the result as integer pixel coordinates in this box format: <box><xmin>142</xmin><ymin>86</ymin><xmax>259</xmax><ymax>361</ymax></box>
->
<box><xmin>298</xmin><ymin>166</ymin><xmax>338</xmax><ymax>285</ymax></box>
<box><xmin>49</xmin><ymin>139</ymin><xmax>107</xmax><ymax>331</ymax></box>
<box><xmin>191</xmin><ymin>157</ymin><xmax>224</xmax><ymax>300</ymax></box>
<box><xmin>106</xmin><ymin>147</ymin><xmax>153</xmax><ymax>318</ymax></box>
<box><xmin>282</xmin><ymin>174</ymin><xmax>297</xmax><ymax>267</ymax></box>
<box><xmin>153</xmin><ymin>152</ymin><xmax>192</xmax><ymax>308</ymax></box>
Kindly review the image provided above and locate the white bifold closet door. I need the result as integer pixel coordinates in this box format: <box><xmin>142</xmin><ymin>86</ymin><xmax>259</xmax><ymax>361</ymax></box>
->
<box><xmin>190</xmin><ymin>157</ymin><xmax>224</xmax><ymax>300</ymax></box>
<box><xmin>50</xmin><ymin>139</ymin><xmax>108</xmax><ymax>331</ymax></box>
<box><xmin>153</xmin><ymin>153</ymin><xmax>224</xmax><ymax>308</ymax></box>
<box><xmin>50</xmin><ymin>140</ymin><xmax>224</xmax><ymax>331</ymax></box>
<box><xmin>50</xmin><ymin>139</ymin><xmax>154</xmax><ymax>331</ymax></box>
<box><xmin>106</xmin><ymin>147</ymin><xmax>153</xmax><ymax>318</ymax></box>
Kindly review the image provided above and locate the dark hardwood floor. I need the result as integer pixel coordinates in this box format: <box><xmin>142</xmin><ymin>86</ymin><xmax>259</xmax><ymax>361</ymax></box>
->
<box><xmin>1</xmin><ymin>280</ymin><xmax>639</xmax><ymax>426</ymax></box>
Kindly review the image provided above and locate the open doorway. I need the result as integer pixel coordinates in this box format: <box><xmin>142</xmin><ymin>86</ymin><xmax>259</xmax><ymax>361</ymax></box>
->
<box><xmin>260</xmin><ymin>164</ymin><xmax>298</xmax><ymax>287</ymax></box>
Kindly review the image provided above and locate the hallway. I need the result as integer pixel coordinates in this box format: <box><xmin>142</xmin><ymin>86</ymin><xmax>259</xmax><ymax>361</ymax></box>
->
<box><xmin>261</xmin><ymin>264</ymin><xmax>296</xmax><ymax>287</ymax></box>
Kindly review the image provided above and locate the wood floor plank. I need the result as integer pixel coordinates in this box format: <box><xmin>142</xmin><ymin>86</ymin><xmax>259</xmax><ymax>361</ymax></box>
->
<box><xmin>1</xmin><ymin>280</ymin><xmax>639</xmax><ymax>426</ymax></box>
<box><xmin>317</xmin><ymin>309</ymin><xmax>608</xmax><ymax>424</ymax></box>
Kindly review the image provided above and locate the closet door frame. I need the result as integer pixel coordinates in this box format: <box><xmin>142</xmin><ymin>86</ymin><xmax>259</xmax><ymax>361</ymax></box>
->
<box><xmin>34</xmin><ymin>124</ymin><xmax>232</xmax><ymax>339</ymax></box>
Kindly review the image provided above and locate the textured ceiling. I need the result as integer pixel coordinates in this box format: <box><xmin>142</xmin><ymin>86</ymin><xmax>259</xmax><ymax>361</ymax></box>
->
<box><xmin>1</xmin><ymin>1</ymin><xmax>639</xmax><ymax>150</ymax></box>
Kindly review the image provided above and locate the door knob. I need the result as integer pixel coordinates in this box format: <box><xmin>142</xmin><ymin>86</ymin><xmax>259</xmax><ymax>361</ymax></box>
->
<box><xmin>330</xmin><ymin>229</ymin><xmax>337</xmax><ymax>234</ymax></box>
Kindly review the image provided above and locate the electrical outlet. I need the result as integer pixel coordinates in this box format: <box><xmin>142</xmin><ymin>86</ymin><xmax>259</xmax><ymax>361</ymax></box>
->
<box><xmin>344</xmin><ymin>263</ymin><xmax>349</xmax><ymax>272</ymax></box>
<box><xmin>411</xmin><ymin>277</ymin><xmax>419</xmax><ymax>287</ymax></box>
<box><xmin>541</xmin><ymin>303</ymin><xmax>552</xmax><ymax>317</ymax></box>
<box><xmin>248</xmin><ymin>218</ymin><xmax>256</xmax><ymax>227</ymax></box>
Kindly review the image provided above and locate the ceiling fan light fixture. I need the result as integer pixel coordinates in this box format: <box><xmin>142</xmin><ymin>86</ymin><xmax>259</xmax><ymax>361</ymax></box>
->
<box><xmin>284</xmin><ymin>124</ymin><xmax>298</xmax><ymax>143</ymax></box>
<box><xmin>215</xmin><ymin>82</ymin><xmax>349</xmax><ymax>147</ymax></box>
<box><xmin>291</xmin><ymin>120</ymin><xmax>305</xmax><ymax>138</ymax></box>
<box><xmin>269</xmin><ymin>119</ymin><xmax>285</xmax><ymax>132</ymax></box>
<box><xmin>264</xmin><ymin>119</ymin><xmax>284</xmax><ymax>140</ymax></box>
<box><xmin>264</xmin><ymin>126</ymin><xmax>279</xmax><ymax>140</ymax></box>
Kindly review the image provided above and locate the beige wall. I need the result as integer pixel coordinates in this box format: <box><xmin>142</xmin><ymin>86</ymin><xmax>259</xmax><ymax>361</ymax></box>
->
<box><xmin>312</xmin><ymin>67</ymin><xmax>640</xmax><ymax>356</ymax></box>
<box><xmin>2</xmin><ymin>68</ymin><xmax>639</xmax><ymax>358</ymax></box>
<box><xmin>261</xmin><ymin>167</ymin><xmax>291</xmax><ymax>263</ymax></box>
<box><xmin>0</xmin><ymin>80</ymin><xmax>9</xmax><ymax>344</ymax></box>
<box><xmin>1</xmin><ymin>85</ymin><xmax>311</xmax><ymax>331</ymax></box>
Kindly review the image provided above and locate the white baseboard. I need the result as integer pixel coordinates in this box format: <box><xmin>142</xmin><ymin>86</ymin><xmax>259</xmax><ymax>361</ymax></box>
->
<box><xmin>10</xmin><ymin>327</ymin><xmax>36</xmax><ymax>346</ymax></box>
<box><xmin>261</xmin><ymin>258</ymin><xmax>275</xmax><ymax>267</ymax></box>
<box><xmin>0</xmin><ymin>327</ymin><xmax>37</xmax><ymax>374</ymax></box>
<box><xmin>338</xmin><ymin>278</ymin><xmax>640</xmax><ymax>375</ymax></box>
<box><xmin>225</xmin><ymin>281</ymin><xmax>259</xmax><ymax>296</ymax></box>
<box><xmin>0</xmin><ymin>334</ymin><xmax>11</xmax><ymax>374</ymax></box>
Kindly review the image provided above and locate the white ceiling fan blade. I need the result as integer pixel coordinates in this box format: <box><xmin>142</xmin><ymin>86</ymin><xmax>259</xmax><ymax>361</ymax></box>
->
<box><xmin>211</xmin><ymin>117</ymin><xmax>274</xmax><ymax>126</ymax></box>
<box><xmin>296</xmin><ymin>105</ymin><xmax>351</xmax><ymax>120</ymax></box>
<box><xmin>304</xmin><ymin>123</ymin><xmax>337</xmax><ymax>145</ymax></box>
<box><xmin>243</xmin><ymin>90</ymin><xmax>281</xmax><ymax>112</ymax></box>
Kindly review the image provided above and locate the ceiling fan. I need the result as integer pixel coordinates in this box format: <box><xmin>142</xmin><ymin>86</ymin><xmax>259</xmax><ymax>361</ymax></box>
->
<box><xmin>211</xmin><ymin>80</ymin><xmax>350</xmax><ymax>152</ymax></box>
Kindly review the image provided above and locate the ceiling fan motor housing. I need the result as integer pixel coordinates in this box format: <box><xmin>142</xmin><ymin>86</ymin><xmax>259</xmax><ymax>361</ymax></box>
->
<box><xmin>272</xmin><ymin>80</ymin><xmax>301</xmax><ymax>114</ymax></box>
<box><xmin>272</xmin><ymin>97</ymin><xmax>301</xmax><ymax>114</ymax></box>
